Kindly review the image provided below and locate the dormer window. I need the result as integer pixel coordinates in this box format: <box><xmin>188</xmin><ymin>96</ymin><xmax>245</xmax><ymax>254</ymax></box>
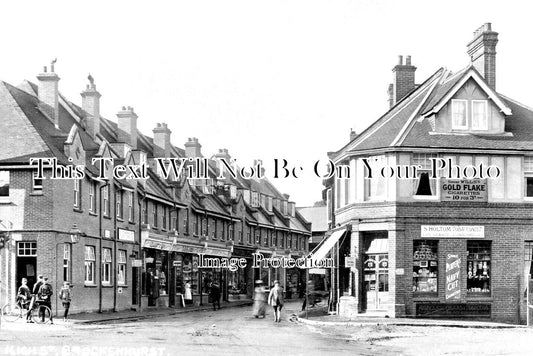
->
<box><xmin>472</xmin><ymin>100</ymin><xmax>488</xmax><ymax>130</ymax></box>
<box><xmin>451</xmin><ymin>99</ymin><xmax>488</xmax><ymax>131</ymax></box>
<box><xmin>452</xmin><ymin>100</ymin><xmax>468</xmax><ymax>129</ymax></box>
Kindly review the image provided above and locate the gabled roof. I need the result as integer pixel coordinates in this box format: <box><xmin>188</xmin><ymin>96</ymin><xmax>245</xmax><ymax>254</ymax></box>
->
<box><xmin>333</xmin><ymin>62</ymin><xmax>532</xmax><ymax>159</ymax></box>
<box><xmin>297</xmin><ymin>205</ymin><xmax>328</xmax><ymax>232</ymax></box>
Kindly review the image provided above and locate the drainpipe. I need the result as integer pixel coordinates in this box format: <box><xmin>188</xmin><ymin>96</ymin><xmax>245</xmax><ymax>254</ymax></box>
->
<box><xmin>113</xmin><ymin>184</ymin><xmax>118</xmax><ymax>312</ymax></box>
<box><xmin>137</xmin><ymin>192</ymin><xmax>145</xmax><ymax>311</ymax></box>
<box><xmin>98</xmin><ymin>181</ymin><xmax>109</xmax><ymax>313</ymax></box>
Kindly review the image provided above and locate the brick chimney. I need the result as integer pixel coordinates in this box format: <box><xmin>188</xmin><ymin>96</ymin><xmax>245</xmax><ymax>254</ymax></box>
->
<box><xmin>116</xmin><ymin>106</ymin><xmax>138</xmax><ymax>149</ymax></box>
<box><xmin>390</xmin><ymin>55</ymin><xmax>416</xmax><ymax>107</ymax></box>
<box><xmin>349</xmin><ymin>128</ymin><xmax>357</xmax><ymax>141</ymax></box>
<box><xmin>214</xmin><ymin>148</ymin><xmax>231</xmax><ymax>162</ymax></box>
<box><xmin>467</xmin><ymin>23</ymin><xmax>498</xmax><ymax>89</ymax></box>
<box><xmin>185</xmin><ymin>137</ymin><xmax>202</xmax><ymax>157</ymax></box>
<box><xmin>152</xmin><ymin>123</ymin><xmax>171</xmax><ymax>157</ymax></box>
<box><xmin>81</xmin><ymin>74</ymin><xmax>101</xmax><ymax>137</ymax></box>
<box><xmin>37</xmin><ymin>60</ymin><xmax>60</xmax><ymax>128</ymax></box>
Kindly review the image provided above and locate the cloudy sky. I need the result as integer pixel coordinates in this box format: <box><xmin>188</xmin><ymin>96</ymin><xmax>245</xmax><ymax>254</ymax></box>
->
<box><xmin>2</xmin><ymin>0</ymin><xmax>533</xmax><ymax>206</ymax></box>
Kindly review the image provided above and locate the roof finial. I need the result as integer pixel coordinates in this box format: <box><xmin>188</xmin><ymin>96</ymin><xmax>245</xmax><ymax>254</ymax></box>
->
<box><xmin>88</xmin><ymin>73</ymin><xmax>94</xmax><ymax>85</ymax></box>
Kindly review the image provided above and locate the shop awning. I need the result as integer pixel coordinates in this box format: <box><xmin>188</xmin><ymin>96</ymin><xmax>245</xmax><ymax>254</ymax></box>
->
<box><xmin>309</xmin><ymin>229</ymin><xmax>347</xmax><ymax>263</ymax></box>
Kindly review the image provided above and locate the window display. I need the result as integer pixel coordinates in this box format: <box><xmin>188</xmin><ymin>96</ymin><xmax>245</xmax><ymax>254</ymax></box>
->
<box><xmin>467</xmin><ymin>241</ymin><xmax>490</xmax><ymax>294</ymax></box>
<box><xmin>413</xmin><ymin>240</ymin><xmax>438</xmax><ymax>293</ymax></box>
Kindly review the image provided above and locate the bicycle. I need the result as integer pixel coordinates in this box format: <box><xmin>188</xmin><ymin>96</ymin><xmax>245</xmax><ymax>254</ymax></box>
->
<box><xmin>1</xmin><ymin>299</ymin><xmax>52</xmax><ymax>324</ymax></box>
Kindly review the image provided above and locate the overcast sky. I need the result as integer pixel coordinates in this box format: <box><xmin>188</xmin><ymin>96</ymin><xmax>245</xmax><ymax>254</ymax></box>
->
<box><xmin>2</xmin><ymin>1</ymin><xmax>533</xmax><ymax>206</ymax></box>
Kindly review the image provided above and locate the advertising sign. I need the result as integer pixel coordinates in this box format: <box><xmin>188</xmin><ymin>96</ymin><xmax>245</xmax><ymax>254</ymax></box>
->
<box><xmin>440</xmin><ymin>179</ymin><xmax>487</xmax><ymax>202</ymax></box>
<box><xmin>118</xmin><ymin>228</ymin><xmax>135</xmax><ymax>242</ymax></box>
<box><xmin>445</xmin><ymin>254</ymin><xmax>461</xmax><ymax>301</ymax></box>
<box><xmin>421</xmin><ymin>225</ymin><xmax>484</xmax><ymax>238</ymax></box>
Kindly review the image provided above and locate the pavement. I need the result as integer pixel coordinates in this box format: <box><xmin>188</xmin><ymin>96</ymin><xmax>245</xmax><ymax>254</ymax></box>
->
<box><xmin>296</xmin><ymin>305</ymin><xmax>524</xmax><ymax>329</ymax></box>
<box><xmin>67</xmin><ymin>299</ymin><xmax>253</xmax><ymax>324</ymax></box>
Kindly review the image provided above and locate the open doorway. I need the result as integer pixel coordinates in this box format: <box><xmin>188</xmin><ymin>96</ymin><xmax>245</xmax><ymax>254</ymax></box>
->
<box><xmin>16</xmin><ymin>242</ymin><xmax>37</xmax><ymax>292</ymax></box>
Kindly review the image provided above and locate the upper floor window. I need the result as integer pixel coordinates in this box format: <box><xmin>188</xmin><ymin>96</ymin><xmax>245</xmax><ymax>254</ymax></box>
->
<box><xmin>452</xmin><ymin>99</ymin><xmax>468</xmax><ymax>129</ymax></box>
<box><xmin>74</xmin><ymin>179</ymin><xmax>81</xmax><ymax>209</ymax></box>
<box><xmin>251</xmin><ymin>192</ymin><xmax>260</xmax><ymax>207</ymax></box>
<box><xmin>365</xmin><ymin>155</ymin><xmax>386</xmax><ymax>200</ymax></box>
<box><xmin>471</xmin><ymin>100</ymin><xmax>488</xmax><ymax>130</ymax></box>
<box><xmin>0</xmin><ymin>171</ymin><xmax>9</xmax><ymax>197</ymax></box>
<box><xmin>116</xmin><ymin>190</ymin><xmax>123</xmax><ymax>219</ymax></box>
<box><xmin>103</xmin><ymin>185</ymin><xmax>110</xmax><ymax>217</ymax></box>
<box><xmin>89</xmin><ymin>182</ymin><xmax>96</xmax><ymax>213</ymax></box>
<box><xmin>32</xmin><ymin>172</ymin><xmax>43</xmax><ymax>193</ymax></box>
<box><xmin>412</xmin><ymin>153</ymin><xmax>438</xmax><ymax>197</ymax></box>
<box><xmin>152</xmin><ymin>203</ymin><xmax>158</xmax><ymax>228</ymax></box>
<box><xmin>128</xmin><ymin>191</ymin><xmax>134</xmax><ymax>222</ymax></box>
<box><xmin>524</xmin><ymin>156</ymin><xmax>533</xmax><ymax>199</ymax></box>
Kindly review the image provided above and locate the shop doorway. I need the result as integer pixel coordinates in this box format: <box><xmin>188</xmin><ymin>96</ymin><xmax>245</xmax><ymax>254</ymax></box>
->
<box><xmin>363</xmin><ymin>253</ymin><xmax>389</xmax><ymax>310</ymax></box>
<box><xmin>16</xmin><ymin>242</ymin><xmax>37</xmax><ymax>291</ymax></box>
<box><xmin>362</xmin><ymin>235</ymin><xmax>390</xmax><ymax>312</ymax></box>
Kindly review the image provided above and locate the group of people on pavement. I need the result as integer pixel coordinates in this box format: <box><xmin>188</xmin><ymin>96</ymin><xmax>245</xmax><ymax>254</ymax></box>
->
<box><xmin>16</xmin><ymin>275</ymin><xmax>72</xmax><ymax>323</ymax></box>
<box><xmin>252</xmin><ymin>280</ymin><xmax>285</xmax><ymax>322</ymax></box>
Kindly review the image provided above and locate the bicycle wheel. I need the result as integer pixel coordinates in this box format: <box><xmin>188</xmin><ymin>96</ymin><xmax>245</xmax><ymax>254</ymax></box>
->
<box><xmin>31</xmin><ymin>305</ymin><xmax>52</xmax><ymax>324</ymax></box>
<box><xmin>2</xmin><ymin>303</ymin><xmax>22</xmax><ymax>322</ymax></box>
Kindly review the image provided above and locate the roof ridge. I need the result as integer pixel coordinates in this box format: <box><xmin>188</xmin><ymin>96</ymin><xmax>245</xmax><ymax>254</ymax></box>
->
<box><xmin>391</xmin><ymin>69</ymin><xmax>445</xmax><ymax>146</ymax></box>
<box><xmin>333</xmin><ymin>67</ymin><xmax>445</xmax><ymax>158</ymax></box>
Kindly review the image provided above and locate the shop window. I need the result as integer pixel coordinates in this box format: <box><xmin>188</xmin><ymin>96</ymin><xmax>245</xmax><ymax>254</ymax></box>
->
<box><xmin>84</xmin><ymin>246</ymin><xmax>96</xmax><ymax>284</ymax></box>
<box><xmin>413</xmin><ymin>240</ymin><xmax>438</xmax><ymax>293</ymax></box>
<box><xmin>118</xmin><ymin>250</ymin><xmax>127</xmax><ymax>285</ymax></box>
<box><xmin>524</xmin><ymin>242</ymin><xmax>533</xmax><ymax>297</ymax></box>
<box><xmin>128</xmin><ymin>191</ymin><xmax>134</xmax><ymax>222</ymax></box>
<box><xmin>102</xmin><ymin>248</ymin><xmax>112</xmax><ymax>285</ymax></box>
<box><xmin>63</xmin><ymin>244</ymin><xmax>71</xmax><ymax>283</ymax></box>
<box><xmin>17</xmin><ymin>242</ymin><xmax>37</xmax><ymax>256</ymax></box>
<box><xmin>73</xmin><ymin>179</ymin><xmax>81</xmax><ymax>209</ymax></box>
<box><xmin>467</xmin><ymin>241</ymin><xmax>491</xmax><ymax>294</ymax></box>
<box><xmin>0</xmin><ymin>171</ymin><xmax>10</xmax><ymax>197</ymax></box>
<box><xmin>452</xmin><ymin>99</ymin><xmax>468</xmax><ymax>129</ymax></box>
<box><xmin>89</xmin><ymin>182</ymin><xmax>96</xmax><ymax>213</ymax></box>
<box><xmin>32</xmin><ymin>172</ymin><xmax>43</xmax><ymax>193</ymax></box>
<box><xmin>116</xmin><ymin>190</ymin><xmax>123</xmax><ymax>219</ymax></box>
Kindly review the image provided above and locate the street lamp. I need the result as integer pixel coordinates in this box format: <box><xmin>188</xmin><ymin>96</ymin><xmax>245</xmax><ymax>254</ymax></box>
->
<box><xmin>69</xmin><ymin>223</ymin><xmax>81</xmax><ymax>244</ymax></box>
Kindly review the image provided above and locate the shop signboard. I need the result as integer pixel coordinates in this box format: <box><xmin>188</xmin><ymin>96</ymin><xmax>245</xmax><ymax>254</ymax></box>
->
<box><xmin>118</xmin><ymin>228</ymin><xmax>135</xmax><ymax>242</ymax></box>
<box><xmin>440</xmin><ymin>179</ymin><xmax>487</xmax><ymax>202</ymax></box>
<box><xmin>345</xmin><ymin>256</ymin><xmax>356</xmax><ymax>268</ymax></box>
<box><xmin>421</xmin><ymin>225</ymin><xmax>484</xmax><ymax>238</ymax></box>
<box><xmin>131</xmin><ymin>259</ymin><xmax>143</xmax><ymax>267</ymax></box>
<box><xmin>445</xmin><ymin>253</ymin><xmax>461</xmax><ymax>301</ymax></box>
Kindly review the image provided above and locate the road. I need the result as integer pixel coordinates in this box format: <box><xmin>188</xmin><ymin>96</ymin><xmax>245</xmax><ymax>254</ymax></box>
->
<box><xmin>0</xmin><ymin>302</ymin><xmax>398</xmax><ymax>356</ymax></box>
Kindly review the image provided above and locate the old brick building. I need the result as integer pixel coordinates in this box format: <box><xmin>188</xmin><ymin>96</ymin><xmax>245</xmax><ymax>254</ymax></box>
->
<box><xmin>0</xmin><ymin>64</ymin><xmax>310</xmax><ymax>315</ymax></box>
<box><xmin>321</xmin><ymin>23</ymin><xmax>533</xmax><ymax>324</ymax></box>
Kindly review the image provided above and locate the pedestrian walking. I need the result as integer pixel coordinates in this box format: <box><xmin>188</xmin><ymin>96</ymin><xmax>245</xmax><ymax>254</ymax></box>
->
<box><xmin>252</xmin><ymin>280</ymin><xmax>267</xmax><ymax>318</ymax></box>
<box><xmin>27</xmin><ymin>275</ymin><xmax>44</xmax><ymax>322</ymax></box>
<box><xmin>209</xmin><ymin>282</ymin><xmax>221</xmax><ymax>310</ymax></box>
<box><xmin>59</xmin><ymin>281</ymin><xmax>72</xmax><ymax>322</ymax></box>
<box><xmin>184</xmin><ymin>280</ymin><xmax>193</xmax><ymax>305</ymax></box>
<box><xmin>38</xmin><ymin>277</ymin><xmax>53</xmax><ymax>324</ymax></box>
<box><xmin>268</xmin><ymin>280</ymin><xmax>284</xmax><ymax>323</ymax></box>
<box><xmin>17</xmin><ymin>278</ymin><xmax>32</xmax><ymax>322</ymax></box>
<box><xmin>301</xmin><ymin>279</ymin><xmax>315</xmax><ymax>311</ymax></box>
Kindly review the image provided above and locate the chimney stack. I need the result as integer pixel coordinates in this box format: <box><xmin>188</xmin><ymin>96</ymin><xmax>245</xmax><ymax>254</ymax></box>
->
<box><xmin>389</xmin><ymin>55</ymin><xmax>416</xmax><ymax>107</ymax></box>
<box><xmin>81</xmin><ymin>74</ymin><xmax>101</xmax><ymax>137</ymax></box>
<box><xmin>214</xmin><ymin>148</ymin><xmax>231</xmax><ymax>162</ymax></box>
<box><xmin>37</xmin><ymin>60</ymin><xmax>60</xmax><ymax>128</ymax></box>
<box><xmin>467</xmin><ymin>23</ymin><xmax>498</xmax><ymax>89</ymax></box>
<box><xmin>152</xmin><ymin>123</ymin><xmax>172</xmax><ymax>157</ymax></box>
<box><xmin>185</xmin><ymin>137</ymin><xmax>202</xmax><ymax>157</ymax></box>
<box><xmin>349</xmin><ymin>128</ymin><xmax>357</xmax><ymax>141</ymax></box>
<box><xmin>117</xmin><ymin>106</ymin><xmax>138</xmax><ymax>149</ymax></box>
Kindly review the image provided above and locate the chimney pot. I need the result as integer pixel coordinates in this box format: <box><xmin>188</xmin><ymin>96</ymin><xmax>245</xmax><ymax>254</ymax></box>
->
<box><xmin>467</xmin><ymin>23</ymin><xmax>498</xmax><ymax>89</ymax></box>
<box><xmin>406</xmin><ymin>55</ymin><xmax>411</xmax><ymax>66</ymax></box>
<box><xmin>398</xmin><ymin>55</ymin><xmax>403</xmax><ymax>65</ymax></box>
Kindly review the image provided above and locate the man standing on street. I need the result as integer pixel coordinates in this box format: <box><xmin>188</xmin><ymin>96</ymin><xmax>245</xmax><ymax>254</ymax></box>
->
<box><xmin>209</xmin><ymin>282</ymin><xmax>221</xmax><ymax>311</ymax></box>
<box><xmin>38</xmin><ymin>277</ymin><xmax>53</xmax><ymax>324</ymax></box>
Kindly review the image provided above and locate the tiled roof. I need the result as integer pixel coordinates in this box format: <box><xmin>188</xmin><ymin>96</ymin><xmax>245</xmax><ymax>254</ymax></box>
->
<box><xmin>297</xmin><ymin>206</ymin><xmax>328</xmax><ymax>232</ymax></box>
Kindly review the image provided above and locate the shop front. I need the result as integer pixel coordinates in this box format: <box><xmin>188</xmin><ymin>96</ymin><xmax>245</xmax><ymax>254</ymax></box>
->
<box><xmin>172</xmin><ymin>242</ymin><xmax>232</xmax><ymax>307</ymax></box>
<box><xmin>141</xmin><ymin>234</ymin><xmax>174</xmax><ymax>308</ymax></box>
<box><xmin>228</xmin><ymin>246</ymin><xmax>255</xmax><ymax>301</ymax></box>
